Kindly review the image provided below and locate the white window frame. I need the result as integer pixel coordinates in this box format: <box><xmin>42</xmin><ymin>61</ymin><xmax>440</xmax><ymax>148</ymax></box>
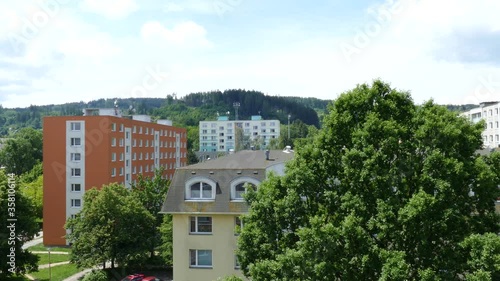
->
<box><xmin>70</xmin><ymin>153</ymin><xmax>81</xmax><ymax>162</ymax></box>
<box><xmin>71</xmin><ymin>199</ymin><xmax>81</xmax><ymax>208</ymax></box>
<box><xmin>111</xmin><ymin>153</ymin><xmax>116</xmax><ymax>162</ymax></box>
<box><xmin>70</xmin><ymin>122</ymin><xmax>81</xmax><ymax>131</ymax></box>
<box><xmin>190</xmin><ymin>216</ymin><xmax>212</xmax><ymax>234</ymax></box>
<box><xmin>230</xmin><ymin>177</ymin><xmax>260</xmax><ymax>201</ymax></box>
<box><xmin>71</xmin><ymin>183</ymin><xmax>81</xmax><ymax>192</ymax></box>
<box><xmin>71</xmin><ymin>168</ymin><xmax>81</xmax><ymax>177</ymax></box>
<box><xmin>189</xmin><ymin>249</ymin><xmax>212</xmax><ymax>268</ymax></box>
<box><xmin>111</xmin><ymin>168</ymin><xmax>116</xmax><ymax>177</ymax></box>
<box><xmin>185</xmin><ymin>177</ymin><xmax>216</xmax><ymax>200</ymax></box>
<box><xmin>71</xmin><ymin>138</ymin><xmax>81</xmax><ymax>147</ymax></box>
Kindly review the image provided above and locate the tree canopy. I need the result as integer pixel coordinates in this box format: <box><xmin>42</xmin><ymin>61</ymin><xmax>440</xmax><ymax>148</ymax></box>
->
<box><xmin>0</xmin><ymin>127</ymin><xmax>42</xmax><ymax>175</ymax></box>
<box><xmin>66</xmin><ymin>183</ymin><xmax>155</xmax><ymax>269</ymax></box>
<box><xmin>0</xmin><ymin>171</ymin><xmax>39</xmax><ymax>278</ymax></box>
<box><xmin>238</xmin><ymin>80</ymin><xmax>500</xmax><ymax>280</ymax></box>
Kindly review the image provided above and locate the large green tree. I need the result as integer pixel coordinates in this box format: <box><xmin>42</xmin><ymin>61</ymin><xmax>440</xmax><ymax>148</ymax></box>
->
<box><xmin>0</xmin><ymin>127</ymin><xmax>42</xmax><ymax>175</ymax></box>
<box><xmin>238</xmin><ymin>80</ymin><xmax>500</xmax><ymax>280</ymax></box>
<box><xmin>131</xmin><ymin>167</ymin><xmax>170</xmax><ymax>260</ymax></box>
<box><xmin>66</xmin><ymin>183</ymin><xmax>154</xmax><ymax>269</ymax></box>
<box><xmin>0</xmin><ymin>171</ymin><xmax>39</xmax><ymax>278</ymax></box>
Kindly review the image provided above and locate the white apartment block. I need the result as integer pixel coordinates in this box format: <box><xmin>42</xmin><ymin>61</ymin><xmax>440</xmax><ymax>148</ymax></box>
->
<box><xmin>462</xmin><ymin>101</ymin><xmax>500</xmax><ymax>148</ymax></box>
<box><xmin>199</xmin><ymin>115</ymin><xmax>280</xmax><ymax>152</ymax></box>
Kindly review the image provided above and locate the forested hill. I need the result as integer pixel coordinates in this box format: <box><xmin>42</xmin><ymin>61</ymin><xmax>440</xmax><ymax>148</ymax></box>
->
<box><xmin>0</xmin><ymin>90</ymin><xmax>331</xmax><ymax>136</ymax></box>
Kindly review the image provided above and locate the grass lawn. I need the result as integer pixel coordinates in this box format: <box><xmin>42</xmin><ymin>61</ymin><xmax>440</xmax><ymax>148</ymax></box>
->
<box><xmin>28</xmin><ymin>244</ymin><xmax>71</xmax><ymax>253</ymax></box>
<box><xmin>37</xmin><ymin>253</ymin><xmax>71</xmax><ymax>265</ymax></box>
<box><xmin>29</xmin><ymin>263</ymin><xmax>81</xmax><ymax>281</ymax></box>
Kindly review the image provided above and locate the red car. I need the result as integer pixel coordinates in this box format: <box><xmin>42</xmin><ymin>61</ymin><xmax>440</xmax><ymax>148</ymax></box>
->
<box><xmin>142</xmin><ymin>277</ymin><xmax>161</xmax><ymax>281</ymax></box>
<box><xmin>121</xmin><ymin>274</ymin><xmax>145</xmax><ymax>281</ymax></box>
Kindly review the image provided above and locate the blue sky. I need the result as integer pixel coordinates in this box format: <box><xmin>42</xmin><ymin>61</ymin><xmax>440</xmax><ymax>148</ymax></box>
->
<box><xmin>1</xmin><ymin>0</ymin><xmax>499</xmax><ymax>108</ymax></box>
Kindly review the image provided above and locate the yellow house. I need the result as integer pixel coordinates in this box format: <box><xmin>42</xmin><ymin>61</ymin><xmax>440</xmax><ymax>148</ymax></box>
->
<box><xmin>161</xmin><ymin>149</ymin><xmax>294</xmax><ymax>281</ymax></box>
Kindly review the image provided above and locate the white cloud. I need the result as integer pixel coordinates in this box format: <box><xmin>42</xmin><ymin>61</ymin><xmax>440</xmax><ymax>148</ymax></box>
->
<box><xmin>80</xmin><ymin>0</ymin><xmax>138</xmax><ymax>19</ymax></box>
<box><xmin>141</xmin><ymin>21</ymin><xmax>212</xmax><ymax>48</ymax></box>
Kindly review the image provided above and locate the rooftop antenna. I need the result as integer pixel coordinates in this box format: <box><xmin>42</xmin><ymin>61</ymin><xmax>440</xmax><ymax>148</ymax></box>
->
<box><xmin>233</xmin><ymin>102</ymin><xmax>240</xmax><ymax>120</ymax></box>
<box><xmin>114</xmin><ymin>99</ymin><xmax>119</xmax><ymax>115</ymax></box>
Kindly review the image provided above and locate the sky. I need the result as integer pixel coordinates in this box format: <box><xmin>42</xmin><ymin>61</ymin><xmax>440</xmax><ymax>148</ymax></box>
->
<box><xmin>0</xmin><ymin>0</ymin><xmax>499</xmax><ymax>108</ymax></box>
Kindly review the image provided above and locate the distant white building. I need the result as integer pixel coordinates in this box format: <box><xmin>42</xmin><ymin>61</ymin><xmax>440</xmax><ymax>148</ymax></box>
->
<box><xmin>462</xmin><ymin>101</ymin><xmax>500</xmax><ymax>148</ymax></box>
<box><xmin>199</xmin><ymin>115</ymin><xmax>280</xmax><ymax>152</ymax></box>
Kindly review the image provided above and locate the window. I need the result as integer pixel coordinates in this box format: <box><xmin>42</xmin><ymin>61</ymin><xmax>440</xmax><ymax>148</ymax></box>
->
<box><xmin>111</xmin><ymin>123</ymin><xmax>116</xmax><ymax>131</ymax></box>
<box><xmin>71</xmin><ymin>184</ymin><xmax>81</xmax><ymax>192</ymax></box>
<box><xmin>189</xmin><ymin>250</ymin><xmax>212</xmax><ymax>268</ymax></box>
<box><xmin>188</xmin><ymin>181</ymin><xmax>214</xmax><ymax>199</ymax></box>
<box><xmin>119</xmin><ymin>138</ymin><xmax>124</xmax><ymax>147</ymax></box>
<box><xmin>71</xmin><ymin>199</ymin><xmax>81</xmax><ymax>208</ymax></box>
<box><xmin>231</xmin><ymin>179</ymin><xmax>259</xmax><ymax>200</ymax></box>
<box><xmin>120</xmin><ymin>153</ymin><xmax>124</xmax><ymax>161</ymax></box>
<box><xmin>133</xmin><ymin>153</ymin><xmax>137</xmax><ymax>160</ymax></box>
<box><xmin>270</xmin><ymin>122</ymin><xmax>276</xmax><ymax>126</ymax></box>
<box><xmin>235</xmin><ymin>216</ymin><xmax>244</xmax><ymax>235</ymax></box>
<box><xmin>235</xmin><ymin>255</ymin><xmax>241</xmax><ymax>269</ymax></box>
<box><xmin>133</xmin><ymin>126</ymin><xmax>137</xmax><ymax>133</ymax></box>
<box><xmin>126</xmin><ymin>131</ymin><xmax>130</xmax><ymax>139</ymax></box>
<box><xmin>111</xmin><ymin>168</ymin><xmax>116</xmax><ymax>177</ymax></box>
<box><xmin>70</xmin><ymin>122</ymin><xmax>81</xmax><ymax>131</ymax></box>
<box><xmin>71</xmin><ymin>138</ymin><xmax>81</xmax><ymax>146</ymax></box>
<box><xmin>111</xmin><ymin>138</ymin><xmax>116</xmax><ymax>147</ymax></box>
<box><xmin>71</xmin><ymin>168</ymin><xmax>81</xmax><ymax>177</ymax></box>
<box><xmin>120</xmin><ymin>167</ymin><xmax>124</xmax><ymax>176</ymax></box>
<box><xmin>490</xmin><ymin>122</ymin><xmax>493</xmax><ymax>129</ymax></box>
<box><xmin>111</xmin><ymin>153</ymin><xmax>116</xmax><ymax>162</ymax></box>
<box><xmin>120</xmin><ymin>124</ymin><xmax>124</xmax><ymax>132</ymax></box>
<box><xmin>71</xmin><ymin>153</ymin><xmax>81</xmax><ymax>162</ymax></box>
<box><xmin>190</xmin><ymin>216</ymin><xmax>212</xmax><ymax>234</ymax></box>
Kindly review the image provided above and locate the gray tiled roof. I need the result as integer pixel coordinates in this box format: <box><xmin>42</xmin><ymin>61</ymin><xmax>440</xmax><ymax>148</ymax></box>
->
<box><xmin>161</xmin><ymin>150</ymin><xmax>294</xmax><ymax>214</ymax></box>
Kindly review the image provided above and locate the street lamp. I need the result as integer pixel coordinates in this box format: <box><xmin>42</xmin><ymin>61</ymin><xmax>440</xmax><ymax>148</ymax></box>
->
<box><xmin>287</xmin><ymin>114</ymin><xmax>291</xmax><ymax>141</ymax></box>
<box><xmin>47</xmin><ymin>247</ymin><xmax>52</xmax><ymax>281</ymax></box>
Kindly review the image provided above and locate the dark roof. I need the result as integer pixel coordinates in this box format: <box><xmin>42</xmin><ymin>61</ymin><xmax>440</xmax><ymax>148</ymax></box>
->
<box><xmin>161</xmin><ymin>150</ymin><xmax>294</xmax><ymax>214</ymax></box>
<box><xmin>181</xmin><ymin>149</ymin><xmax>294</xmax><ymax>170</ymax></box>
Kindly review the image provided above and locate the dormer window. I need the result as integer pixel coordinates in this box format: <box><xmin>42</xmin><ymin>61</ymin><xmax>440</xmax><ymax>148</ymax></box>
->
<box><xmin>185</xmin><ymin>177</ymin><xmax>217</xmax><ymax>200</ymax></box>
<box><xmin>230</xmin><ymin>177</ymin><xmax>260</xmax><ymax>201</ymax></box>
<box><xmin>190</xmin><ymin>182</ymin><xmax>213</xmax><ymax>199</ymax></box>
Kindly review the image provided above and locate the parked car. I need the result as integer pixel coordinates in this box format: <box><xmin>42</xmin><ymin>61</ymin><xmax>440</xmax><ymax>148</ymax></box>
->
<box><xmin>142</xmin><ymin>277</ymin><xmax>161</xmax><ymax>281</ymax></box>
<box><xmin>121</xmin><ymin>274</ymin><xmax>145</xmax><ymax>281</ymax></box>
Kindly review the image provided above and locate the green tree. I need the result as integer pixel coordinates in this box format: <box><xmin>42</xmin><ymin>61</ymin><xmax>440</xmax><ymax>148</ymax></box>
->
<box><xmin>0</xmin><ymin>171</ymin><xmax>39</xmax><ymax>278</ymax></box>
<box><xmin>66</xmin><ymin>183</ymin><xmax>154</xmax><ymax>269</ymax></box>
<box><xmin>158</xmin><ymin>214</ymin><xmax>173</xmax><ymax>265</ymax></box>
<box><xmin>238</xmin><ymin>80</ymin><xmax>500</xmax><ymax>280</ymax></box>
<box><xmin>131</xmin><ymin>168</ymin><xmax>170</xmax><ymax>259</ymax></box>
<box><xmin>461</xmin><ymin>233</ymin><xmax>500</xmax><ymax>280</ymax></box>
<box><xmin>0</xmin><ymin>127</ymin><xmax>42</xmax><ymax>175</ymax></box>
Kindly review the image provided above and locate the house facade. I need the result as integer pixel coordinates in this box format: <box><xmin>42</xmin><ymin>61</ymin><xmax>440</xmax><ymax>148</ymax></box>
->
<box><xmin>43</xmin><ymin>108</ymin><xmax>187</xmax><ymax>246</ymax></box>
<box><xmin>161</xmin><ymin>149</ymin><xmax>294</xmax><ymax>281</ymax></box>
<box><xmin>462</xmin><ymin>101</ymin><xmax>500</xmax><ymax>148</ymax></box>
<box><xmin>199</xmin><ymin>115</ymin><xmax>280</xmax><ymax>153</ymax></box>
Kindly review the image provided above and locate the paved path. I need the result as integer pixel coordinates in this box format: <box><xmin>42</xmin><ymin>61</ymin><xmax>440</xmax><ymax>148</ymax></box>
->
<box><xmin>31</xmin><ymin>251</ymin><xmax>70</xmax><ymax>255</ymax></box>
<box><xmin>39</xmin><ymin>261</ymin><xmax>71</xmax><ymax>269</ymax></box>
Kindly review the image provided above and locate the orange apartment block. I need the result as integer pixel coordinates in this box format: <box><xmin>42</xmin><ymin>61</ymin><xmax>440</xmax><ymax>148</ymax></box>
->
<box><xmin>43</xmin><ymin>108</ymin><xmax>187</xmax><ymax>246</ymax></box>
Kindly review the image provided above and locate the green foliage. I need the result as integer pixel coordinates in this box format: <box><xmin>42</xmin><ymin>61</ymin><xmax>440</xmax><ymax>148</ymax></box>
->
<box><xmin>131</xmin><ymin>167</ymin><xmax>170</xmax><ymax>259</ymax></box>
<box><xmin>0</xmin><ymin>128</ymin><xmax>42</xmax><ymax>175</ymax></box>
<box><xmin>82</xmin><ymin>269</ymin><xmax>108</xmax><ymax>281</ymax></box>
<box><xmin>158</xmin><ymin>215</ymin><xmax>173</xmax><ymax>265</ymax></box>
<box><xmin>65</xmin><ymin>183</ymin><xmax>155</xmax><ymax>269</ymax></box>
<box><xmin>0</xmin><ymin>171</ymin><xmax>39</xmax><ymax>278</ymax></box>
<box><xmin>238</xmin><ymin>80</ymin><xmax>500</xmax><ymax>280</ymax></box>
<box><xmin>461</xmin><ymin>233</ymin><xmax>500</xmax><ymax>280</ymax></box>
<box><xmin>19</xmin><ymin>174</ymin><xmax>43</xmax><ymax>221</ymax></box>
